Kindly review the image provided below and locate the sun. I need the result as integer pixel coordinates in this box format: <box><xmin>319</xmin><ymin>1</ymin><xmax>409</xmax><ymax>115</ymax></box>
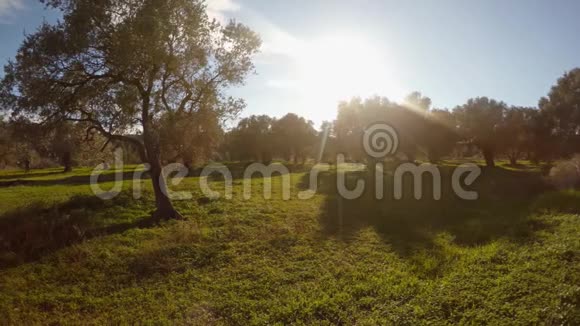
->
<box><xmin>295</xmin><ymin>34</ymin><xmax>405</xmax><ymax>107</ymax></box>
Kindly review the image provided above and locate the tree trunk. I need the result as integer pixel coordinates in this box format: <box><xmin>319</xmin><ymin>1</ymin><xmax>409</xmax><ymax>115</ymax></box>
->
<box><xmin>142</xmin><ymin>97</ymin><xmax>182</xmax><ymax>221</ymax></box>
<box><xmin>482</xmin><ymin>148</ymin><xmax>495</xmax><ymax>168</ymax></box>
<box><xmin>509</xmin><ymin>156</ymin><xmax>517</xmax><ymax>166</ymax></box>
<box><xmin>147</xmin><ymin>148</ymin><xmax>183</xmax><ymax>221</ymax></box>
<box><xmin>427</xmin><ymin>148</ymin><xmax>440</xmax><ymax>164</ymax></box>
<box><xmin>507</xmin><ymin>149</ymin><xmax>520</xmax><ymax>166</ymax></box>
<box><xmin>62</xmin><ymin>151</ymin><xmax>72</xmax><ymax>173</ymax></box>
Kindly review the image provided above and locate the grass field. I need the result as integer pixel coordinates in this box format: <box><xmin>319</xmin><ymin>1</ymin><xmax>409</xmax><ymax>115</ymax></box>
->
<box><xmin>0</xmin><ymin>162</ymin><xmax>579</xmax><ymax>324</ymax></box>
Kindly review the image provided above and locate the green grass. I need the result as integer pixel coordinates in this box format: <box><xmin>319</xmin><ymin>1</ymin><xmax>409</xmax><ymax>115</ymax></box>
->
<box><xmin>0</xmin><ymin>162</ymin><xmax>578</xmax><ymax>324</ymax></box>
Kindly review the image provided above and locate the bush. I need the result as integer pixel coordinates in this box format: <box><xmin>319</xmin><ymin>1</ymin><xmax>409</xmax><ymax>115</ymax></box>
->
<box><xmin>548</xmin><ymin>155</ymin><xmax>580</xmax><ymax>189</ymax></box>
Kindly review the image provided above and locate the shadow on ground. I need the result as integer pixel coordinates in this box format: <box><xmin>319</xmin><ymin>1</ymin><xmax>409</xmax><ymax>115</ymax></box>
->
<box><xmin>0</xmin><ymin>171</ymin><xmax>147</xmax><ymax>188</ymax></box>
<box><xmin>0</xmin><ymin>193</ymin><xmax>154</xmax><ymax>269</ymax></box>
<box><xmin>310</xmin><ymin>165</ymin><xmax>560</xmax><ymax>256</ymax></box>
<box><xmin>0</xmin><ymin>170</ymin><xmax>65</xmax><ymax>181</ymax></box>
<box><xmin>0</xmin><ymin>163</ymin><xmax>313</xmax><ymax>188</ymax></box>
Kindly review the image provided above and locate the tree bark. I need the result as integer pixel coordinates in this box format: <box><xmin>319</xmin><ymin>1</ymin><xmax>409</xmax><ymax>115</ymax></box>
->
<box><xmin>141</xmin><ymin>94</ymin><xmax>182</xmax><ymax>221</ymax></box>
<box><xmin>148</xmin><ymin>153</ymin><xmax>183</xmax><ymax>221</ymax></box>
<box><xmin>62</xmin><ymin>151</ymin><xmax>73</xmax><ymax>173</ymax></box>
<box><xmin>509</xmin><ymin>157</ymin><xmax>517</xmax><ymax>166</ymax></box>
<box><xmin>482</xmin><ymin>148</ymin><xmax>495</xmax><ymax>168</ymax></box>
<box><xmin>507</xmin><ymin>149</ymin><xmax>520</xmax><ymax>166</ymax></box>
<box><xmin>427</xmin><ymin>148</ymin><xmax>440</xmax><ymax>164</ymax></box>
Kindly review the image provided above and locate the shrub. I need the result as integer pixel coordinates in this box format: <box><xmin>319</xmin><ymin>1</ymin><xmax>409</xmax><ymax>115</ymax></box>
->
<box><xmin>548</xmin><ymin>155</ymin><xmax>580</xmax><ymax>189</ymax></box>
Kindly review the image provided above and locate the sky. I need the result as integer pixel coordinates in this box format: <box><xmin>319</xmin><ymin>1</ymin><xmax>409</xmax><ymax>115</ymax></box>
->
<box><xmin>1</xmin><ymin>0</ymin><xmax>580</xmax><ymax>127</ymax></box>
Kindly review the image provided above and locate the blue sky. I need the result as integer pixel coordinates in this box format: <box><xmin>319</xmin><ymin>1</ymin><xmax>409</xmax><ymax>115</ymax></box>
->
<box><xmin>2</xmin><ymin>0</ymin><xmax>580</xmax><ymax>127</ymax></box>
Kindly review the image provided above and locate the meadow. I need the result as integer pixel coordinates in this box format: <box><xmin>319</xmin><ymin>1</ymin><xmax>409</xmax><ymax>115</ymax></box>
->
<box><xmin>0</xmin><ymin>161</ymin><xmax>578</xmax><ymax>325</ymax></box>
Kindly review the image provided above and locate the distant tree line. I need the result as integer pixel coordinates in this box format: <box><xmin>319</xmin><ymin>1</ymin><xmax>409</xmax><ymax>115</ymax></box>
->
<box><xmin>5</xmin><ymin>72</ymin><xmax>578</xmax><ymax>171</ymax></box>
<box><xmin>2</xmin><ymin>66</ymin><xmax>580</xmax><ymax>173</ymax></box>
<box><xmin>219</xmin><ymin>67</ymin><xmax>580</xmax><ymax>169</ymax></box>
<box><xmin>223</xmin><ymin>113</ymin><xmax>318</xmax><ymax>164</ymax></box>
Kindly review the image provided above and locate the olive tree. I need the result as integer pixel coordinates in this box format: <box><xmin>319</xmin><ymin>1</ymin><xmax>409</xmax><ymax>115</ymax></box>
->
<box><xmin>454</xmin><ymin>97</ymin><xmax>506</xmax><ymax>167</ymax></box>
<box><xmin>1</xmin><ymin>0</ymin><xmax>260</xmax><ymax>220</ymax></box>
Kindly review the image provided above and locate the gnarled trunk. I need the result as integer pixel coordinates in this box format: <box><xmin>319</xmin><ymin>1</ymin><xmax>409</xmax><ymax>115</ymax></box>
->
<box><xmin>146</xmin><ymin>145</ymin><xmax>183</xmax><ymax>221</ymax></box>
<box><xmin>142</xmin><ymin>96</ymin><xmax>182</xmax><ymax>221</ymax></box>
<box><xmin>62</xmin><ymin>151</ymin><xmax>73</xmax><ymax>173</ymax></box>
<box><xmin>507</xmin><ymin>149</ymin><xmax>520</xmax><ymax>166</ymax></box>
<box><xmin>482</xmin><ymin>148</ymin><xmax>495</xmax><ymax>168</ymax></box>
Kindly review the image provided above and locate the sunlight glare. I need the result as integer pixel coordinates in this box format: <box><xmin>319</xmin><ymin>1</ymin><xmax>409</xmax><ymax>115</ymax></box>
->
<box><xmin>295</xmin><ymin>34</ymin><xmax>406</xmax><ymax>116</ymax></box>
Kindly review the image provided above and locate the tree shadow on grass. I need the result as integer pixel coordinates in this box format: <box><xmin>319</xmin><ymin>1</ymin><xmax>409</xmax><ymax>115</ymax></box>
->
<box><xmin>0</xmin><ymin>170</ymin><xmax>65</xmax><ymax>181</ymax></box>
<box><xmin>194</xmin><ymin>161</ymin><xmax>315</xmax><ymax>182</ymax></box>
<box><xmin>311</xmin><ymin>165</ymin><xmax>556</xmax><ymax>256</ymax></box>
<box><xmin>0</xmin><ymin>162</ymin><xmax>313</xmax><ymax>188</ymax></box>
<box><xmin>0</xmin><ymin>171</ymin><xmax>146</xmax><ymax>188</ymax></box>
<box><xmin>0</xmin><ymin>192</ymin><xmax>155</xmax><ymax>269</ymax></box>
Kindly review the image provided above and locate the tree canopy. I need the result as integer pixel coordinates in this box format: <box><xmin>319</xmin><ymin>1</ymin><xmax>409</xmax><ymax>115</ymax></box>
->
<box><xmin>1</xmin><ymin>0</ymin><xmax>261</xmax><ymax>219</ymax></box>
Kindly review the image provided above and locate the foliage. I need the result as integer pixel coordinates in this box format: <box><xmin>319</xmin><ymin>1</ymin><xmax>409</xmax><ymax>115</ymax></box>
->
<box><xmin>271</xmin><ymin>113</ymin><xmax>317</xmax><ymax>163</ymax></box>
<box><xmin>453</xmin><ymin>97</ymin><xmax>507</xmax><ymax>167</ymax></box>
<box><xmin>496</xmin><ymin>107</ymin><xmax>537</xmax><ymax>165</ymax></box>
<box><xmin>335</xmin><ymin>96</ymin><xmax>422</xmax><ymax>162</ymax></box>
<box><xmin>159</xmin><ymin>108</ymin><xmax>225</xmax><ymax>167</ymax></box>
<box><xmin>333</xmin><ymin>94</ymin><xmax>458</xmax><ymax>164</ymax></box>
<box><xmin>539</xmin><ymin>68</ymin><xmax>580</xmax><ymax>157</ymax></box>
<box><xmin>0</xmin><ymin>0</ymin><xmax>261</xmax><ymax>219</ymax></box>
<box><xmin>423</xmin><ymin>109</ymin><xmax>458</xmax><ymax>163</ymax></box>
<box><xmin>225</xmin><ymin>115</ymin><xmax>274</xmax><ymax>162</ymax></box>
<box><xmin>548</xmin><ymin>155</ymin><xmax>580</xmax><ymax>190</ymax></box>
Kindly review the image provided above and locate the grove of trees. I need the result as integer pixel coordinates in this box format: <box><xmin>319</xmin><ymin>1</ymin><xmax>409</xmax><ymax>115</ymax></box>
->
<box><xmin>224</xmin><ymin>113</ymin><xmax>317</xmax><ymax>164</ymax></box>
<box><xmin>2</xmin><ymin>1</ymin><xmax>580</xmax><ymax>220</ymax></box>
